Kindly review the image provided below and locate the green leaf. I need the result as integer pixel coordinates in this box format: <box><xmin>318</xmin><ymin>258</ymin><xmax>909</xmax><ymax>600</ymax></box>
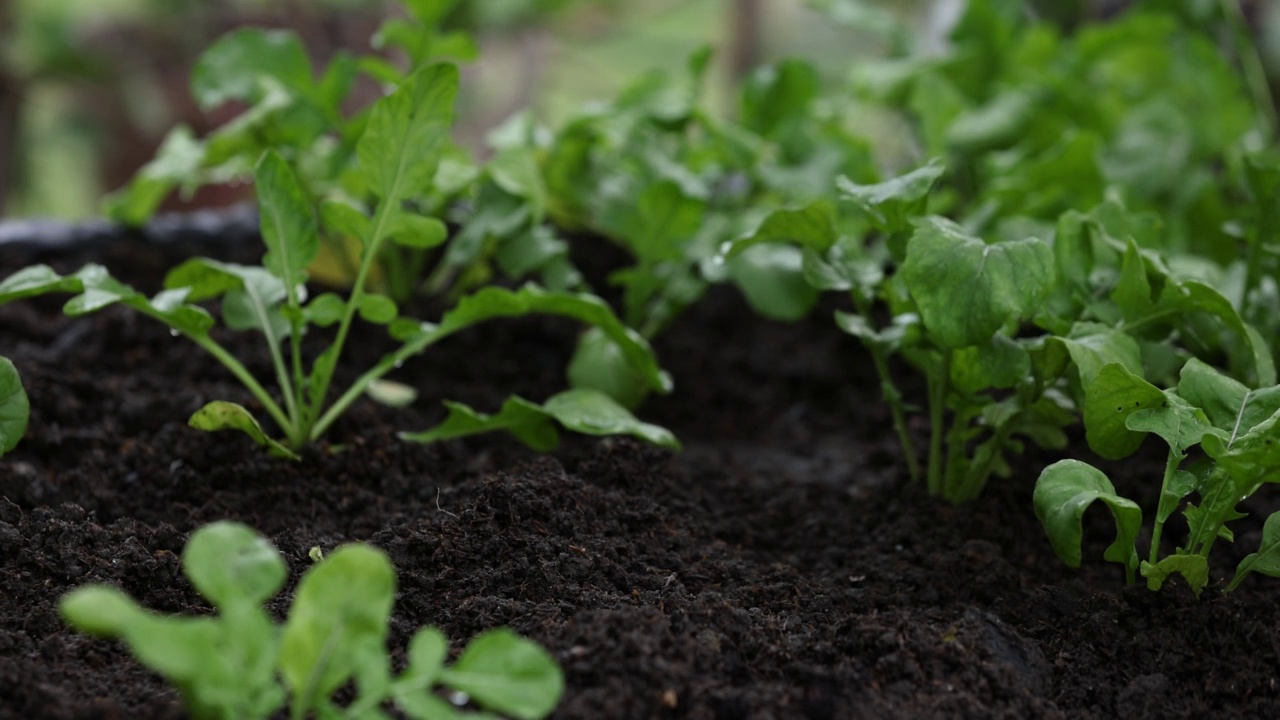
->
<box><xmin>1082</xmin><ymin>363</ymin><xmax>1166</xmax><ymax>460</ymax></box>
<box><xmin>1126</xmin><ymin>394</ymin><xmax>1220</xmax><ymax>456</ymax></box>
<box><xmin>566</xmin><ymin>327</ymin><xmax>651</xmax><ymax>410</ymax></box>
<box><xmin>0</xmin><ymin>264</ymin><xmax>88</xmax><ymax>303</ymax></box>
<box><xmin>306</xmin><ymin>293</ymin><xmax>347</xmax><ymax>327</ymax></box>
<box><xmin>358</xmin><ymin>294</ymin><xmax>399</xmax><ymax>325</ymax></box>
<box><xmin>1140</xmin><ymin>555</ymin><xmax>1210</xmax><ymax>597</ymax></box>
<box><xmin>59</xmin><ymin>586</ymin><xmax>147</xmax><ymax>638</ymax></box>
<box><xmin>402</xmin><ymin>389</ymin><xmax>679</xmax><ymax>451</ymax></box>
<box><xmin>542</xmin><ymin>389</ymin><xmax>679</xmax><ymax>449</ymax></box>
<box><xmin>727</xmin><ymin>245</ymin><xmax>819</xmax><ymax>321</ymax></box>
<box><xmin>720</xmin><ymin>201</ymin><xmax>839</xmax><ymax>258</ymax></box>
<box><xmin>321</xmin><ymin>198</ymin><xmax>372</xmax><ymax>245</ymax></box>
<box><xmin>358</xmin><ymin>63</ymin><xmax>459</xmax><ymax>204</ymax></box>
<box><xmin>102</xmin><ymin>127</ymin><xmax>207</xmax><ymax>225</ymax></box>
<box><xmin>1033</xmin><ymin>460</ymin><xmax>1142</xmax><ymax>574</ymax></box>
<box><xmin>387</xmin><ymin>212</ymin><xmax>448</xmax><ymax>250</ymax></box>
<box><xmin>902</xmin><ymin>217</ymin><xmax>1054</xmax><ymax>348</ymax></box>
<box><xmin>280</xmin><ymin>545</ymin><xmax>396</xmax><ymax>710</ymax></box>
<box><xmin>622</xmin><ymin>181</ymin><xmax>705</xmax><ymax>263</ymax></box>
<box><xmin>1052</xmin><ymin>210</ymin><xmax>1096</xmax><ymax>289</ymax></box>
<box><xmin>1</xmin><ymin>264</ymin><xmax>215</xmax><ymax>338</ymax></box>
<box><xmin>950</xmin><ymin>334</ymin><xmax>1030</xmax><ymax>395</ymax></box>
<box><xmin>182</xmin><ymin>521</ymin><xmax>287</xmax><ymax>609</ymax></box>
<box><xmin>256</xmin><ymin>151</ymin><xmax>319</xmax><ymax>291</ymax></box>
<box><xmin>1229</xmin><ymin>511</ymin><xmax>1280</xmax><ymax>591</ymax></box>
<box><xmin>170</xmin><ymin>260</ymin><xmax>290</xmax><ymax>339</ymax></box>
<box><xmin>191</xmin><ymin>28</ymin><xmax>314</xmax><ymax>109</ymax></box>
<box><xmin>188</xmin><ymin>401</ymin><xmax>299</xmax><ymax>460</ymax></box>
<box><xmin>402</xmin><ymin>396</ymin><xmax>561</xmax><ymax>451</ymax></box>
<box><xmin>1156</xmin><ymin>469</ymin><xmax>1198</xmax><ymax>526</ymax></box>
<box><xmin>1054</xmin><ymin>322</ymin><xmax>1144</xmax><ymax>383</ymax></box>
<box><xmin>0</xmin><ymin>358</ymin><xmax>29</xmax><ymax>456</ymax></box>
<box><xmin>837</xmin><ymin>158</ymin><xmax>945</xmax><ymax>234</ymax></box>
<box><xmin>440</xmin><ymin>628</ymin><xmax>564</xmax><ymax>720</ymax></box>
<box><xmin>433</xmin><ymin>285</ymin><xmax>672</xmax><ymax>394</ymax></box>
<box><xmin>392</xmin><ymin>627</ymin><xmax>458</xmax><ymax>719</ymax></box>
<box><xmin>946</xmin><ymin>90</ymin><xmax>1037</xmax><ymax>154</ymax></box>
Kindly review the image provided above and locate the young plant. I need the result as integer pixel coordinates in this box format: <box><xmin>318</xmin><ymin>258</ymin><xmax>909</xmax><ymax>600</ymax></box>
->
<box><xmin>0</xmin><ymin>64</ymin><xmax>675</xmax><ymax>458</ymax></box>
<box><xmin>1035</xmin><ymin>358</ymin><xmax>1280</xmax><ymax>595</ymax></box>
<box><xmin>61</xmin><ymin>521</ymin><xmax>563</xmax><ymax>720</ymax></box>
<box><xmin>0</xmin><ymin>357</ymin><xmax>28</xmax><ymax>458</ymax></box>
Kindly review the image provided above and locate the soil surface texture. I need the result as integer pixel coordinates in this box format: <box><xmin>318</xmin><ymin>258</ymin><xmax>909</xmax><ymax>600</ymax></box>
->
<box><xmin>1</xmin><ymin>232</ymin><xmax>1278</xmax><ymax>720</ymax></box>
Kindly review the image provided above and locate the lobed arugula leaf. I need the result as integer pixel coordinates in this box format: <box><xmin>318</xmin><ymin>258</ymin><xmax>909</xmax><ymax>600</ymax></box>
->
<box><xmin>402</xmin><ymin>388</ymin><xmax>679</xmax><ymax>451</ymax></box>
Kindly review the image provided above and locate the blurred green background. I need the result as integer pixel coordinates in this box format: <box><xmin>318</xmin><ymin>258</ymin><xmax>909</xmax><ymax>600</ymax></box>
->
<box><xmin>2</xmin><ymin>0</ymin><xmax>1278</xmax><ymax>219</ymax></box>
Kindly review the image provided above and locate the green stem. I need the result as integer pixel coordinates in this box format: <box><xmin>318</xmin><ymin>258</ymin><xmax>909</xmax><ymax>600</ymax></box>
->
<box><xmin>308</xmin><ymin>199</ymin><xmax>396</xmax><ymax>423</ymax></box>
<box><xmin>926</xmin><ymin>350</ymin><xmax>951</xmax><ymax>496</ymax></box>
<box><xmin>186</xmin><ymin>333</ymin><xmax>294</xmax><ymax>439</ymax></box>
<box><xmin>1148</xmin><ymin>450</ymin><xmax>1183</xmax><ymax>566</ymax></box>
<box><xmin>310</xmin><ymin>322</ymin><xmax>443</xmax><ymax>441</ymax></box>
<box><xmin>871</xmin><ymin>351</ymin><xmax>920</xmax><ymax>483</ymax></box>
<box><xmin>1221</xmin><ymin>0</ymin><xmax>1278</xmax><ymax>142</ymax></box>
<box><xmin>951</xmin><ymin>418</ymin><xmax>1017</xmax><ymax>503</ymax></box>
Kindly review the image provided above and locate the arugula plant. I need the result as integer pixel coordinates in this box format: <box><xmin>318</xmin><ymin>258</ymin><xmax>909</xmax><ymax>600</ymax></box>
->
<box><xmin>0</xmin><ymin>357</ymin><xmax>28</xmax><ymax>459</ymax></box>
<box><xmin>533</xmin><ymin>52</ymin><xmax>877</xmax><ymax>408</ymax></box>
<box><xmin>1035</xmin><ymin>358</ymin><xmax>1280</xmax><ymax>595</ymax></box>
<box><xmin>0</xmin><ymin>64</ymin><xmax>676</xmax><ymax>457</ymax></box>
<box><xmin>722</xmin><ymin>159</ymin><xmax>1078</xmax><ymax>502</ymax></box>
<box><xmin>61</xmin><ymin>521</ymin><xmax>563</xmax><ymax>720</ymax></box>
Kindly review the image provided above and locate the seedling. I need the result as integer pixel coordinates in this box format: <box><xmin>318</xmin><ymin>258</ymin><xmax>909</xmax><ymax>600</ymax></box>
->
<box><xmin>0</xmin><ymin>65</ymin><xmax>675</xmax><ymax>457</ymax></box>
<box><xmin>1035</xmin><ymin>358</ymin><xmax>1280</xmax><ymax>594</ymax></box>
<box><xmin>61</xmin><ymin>521</ymin><xmax>564</xmax><ymax>720</ymax></box>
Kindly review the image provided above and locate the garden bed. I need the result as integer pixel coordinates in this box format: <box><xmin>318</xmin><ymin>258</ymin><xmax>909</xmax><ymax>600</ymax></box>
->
<box><xmin>1</xmin><ymin>226</ymin><xmax>1279</xmax><ymax>720</ymax></box>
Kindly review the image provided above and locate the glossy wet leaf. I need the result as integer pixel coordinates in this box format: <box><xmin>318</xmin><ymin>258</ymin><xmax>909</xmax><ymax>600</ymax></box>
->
<box><xmin>189</xmin><ymin>401</ymin><xmax>299</xmax><ymax>460</ymax></box>
<box><xmin>1034</xmin><ymin>460</ymin><xmax>1141</xmax><ymax>573</ymax></box>
<box><xmin>0</xmin><ymin>358</ymin><xmax>28</xmax><ymax>456</ymax></box>
<box><xmin>902</xmin><ymin>217</ymin><xmax>1054</xmax><ymax>348</ymax></box>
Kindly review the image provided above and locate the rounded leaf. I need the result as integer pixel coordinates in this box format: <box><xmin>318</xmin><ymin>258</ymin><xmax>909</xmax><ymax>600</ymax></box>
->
<box><xmin>183</xmin><ymin>521</ymin><xmax>287</xmax><ymax>608</ymax></box>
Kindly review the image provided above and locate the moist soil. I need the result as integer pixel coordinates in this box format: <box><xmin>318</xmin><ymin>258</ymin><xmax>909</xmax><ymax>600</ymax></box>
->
<box><xmin>1</xmin><ymin>230</ymin><xmax>1278</xmax><ymax>720</ymax></box>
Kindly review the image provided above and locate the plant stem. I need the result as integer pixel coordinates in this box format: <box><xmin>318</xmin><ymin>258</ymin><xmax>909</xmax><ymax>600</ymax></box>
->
<box><xmin>308</xmin><ymin>199</ymin><xmax>395</xmax><ymax>423</ymax></box>
<box><xmin>186</xmin><ymin>333</ymin><xmax>293</xmax><ymax>438</ymax></box>
<box><xmin>1221</xmin><ymin>0</ymin><xmax>1278</xmax><ymax>143</ymax></box>
<box><xmin>310</xmin><ymin>322</ymin><xmax>443</xmax><ymax>441</ymax></box>
<box><xmin>926</xmin><ymin>350</ymin><xmax>951</xmax><ymax>496</ymax></box>
<box><xmin>1148</xmin><ymin>449</ymin><xmax>1184</xmax><ymax>566</ymax></box>
<box><xmin>952</xmin><ymin>418</ymin><xmax>1016</xmax><ymax>503</ymax></box>
<box><xmin>872</xmin><ymin>351</ymin><xmax>921</xmax><ymax>483</ymax></box>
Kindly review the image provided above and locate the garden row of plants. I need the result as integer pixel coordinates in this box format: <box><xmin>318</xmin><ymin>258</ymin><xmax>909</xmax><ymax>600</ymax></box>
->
<box><xmin>3</xmin><ymin>0</ymin><xmax>1280</xmax><ymax>717</ymax></box>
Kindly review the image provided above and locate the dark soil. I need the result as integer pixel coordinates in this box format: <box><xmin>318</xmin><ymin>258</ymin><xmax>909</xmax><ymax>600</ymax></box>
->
<box><xmin>1</xmin><ymin>231</ymin><xmax>1279</xmax><ymax>720</ymax></box>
